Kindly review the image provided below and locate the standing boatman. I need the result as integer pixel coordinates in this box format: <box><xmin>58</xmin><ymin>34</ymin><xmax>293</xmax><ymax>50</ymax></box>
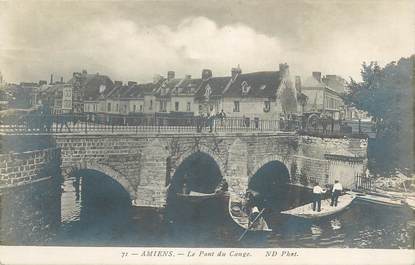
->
<box><xmin>331</xmin><ymin>180</ymin><xmax>343</xmax><ymax>207</ymax></box>
<box><xmin>312</xmin><ymin>182</ymin><xmax>325</xmax><ymax>212</ymax></box>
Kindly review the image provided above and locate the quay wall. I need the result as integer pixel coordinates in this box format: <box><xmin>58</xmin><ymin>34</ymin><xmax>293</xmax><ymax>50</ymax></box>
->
<box><xmin>0</xmin><ymin>147</ymin><xmax>61</xmax><ymax>244</ymax></box>
<box><xmin>292</xmin><ymin>136</ymin><xmax>368</xmax><ymax>189</ymax></box>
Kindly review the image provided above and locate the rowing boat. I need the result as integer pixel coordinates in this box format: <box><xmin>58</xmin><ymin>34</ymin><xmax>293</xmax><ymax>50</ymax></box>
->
<box><xmin>228</xmin><ymin>194</ymin><xmax>272</xmax><ymax>232</ymax></box>
<box><xmin>280</xmin><ymin>194</ymin><xmax>355</xmax><ymax>219</ymax></box>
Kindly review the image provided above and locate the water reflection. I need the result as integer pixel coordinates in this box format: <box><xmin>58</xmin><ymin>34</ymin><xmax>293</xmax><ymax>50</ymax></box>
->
<box><xmin>48</xmin><ymin>174</ymin><xmax>414</xmax><ymax>248</ymax></box>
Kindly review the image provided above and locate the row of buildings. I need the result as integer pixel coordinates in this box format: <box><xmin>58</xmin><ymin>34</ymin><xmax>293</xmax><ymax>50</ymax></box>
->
<box><xmin>60</xmin><ymin>64</ymin><xmax>299</xmax><ymax>121</ymax></box>
<box><xmin>2</xmin><ymin>64</ymin><xmax>367</xmax><ymax>121</ymax></box>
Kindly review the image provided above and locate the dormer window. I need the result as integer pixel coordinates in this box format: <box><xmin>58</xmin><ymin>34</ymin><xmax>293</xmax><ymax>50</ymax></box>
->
<box><xmin>99</xmin><ymin>84</ymin><xmax>106</xmax><ymax>94</ymax></box>
<box><xmin>241</xmin><ymin>81</ymin><xmax>250</xmax><ymax>96</ymax></box>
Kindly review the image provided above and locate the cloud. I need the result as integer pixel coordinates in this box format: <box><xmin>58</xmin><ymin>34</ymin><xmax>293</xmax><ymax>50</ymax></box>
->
<box><xmin>0</xmin><ymin>0</ymin><xmax>413</xmax><ymax>83</ymax></box>
<box><xmin>1</xmin><ymin>16</ymin><xmax>284</xmax><ymax>82</ymax></box>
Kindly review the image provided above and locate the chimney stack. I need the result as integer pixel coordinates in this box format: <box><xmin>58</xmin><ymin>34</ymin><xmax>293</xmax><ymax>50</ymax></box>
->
<box><xmin>295</xmin><ymin>76</ymin><xmax>302</xmax><ymax>93</ymax></box>
<box><xmin>231</xmin><ymin>65</ymin><xmax>242</xmax><ymax>80</ymax></box>
<box><xmin>312</xmin><ymin>72</ymin><xmax>322</xmax><ymax>82</ymax></box>
<box><xmin>167</xmin><ymin>71</ymin><xmax>175</xmax><ymax>81</ymax></box>
<box><xmin>60</xmin><ymin>77</ymin><xmax>64</xmax><ymax>83</ymax></box>
<box><xmin>128</xmin><ymin>81</ymin><xmax>137</xmax><ymax>87</ymax></box>
<box><xmin>202</xmin><ymin>69</ymin><xmax>212</xmax><ymax>80</ymax></box>
<box><xmin>279</xmin><ymin>63</ymin><xmax>289</xmax><ymax>78</ymax></box>
<box><xmin>50</xmin><ymin>74</ymin><xmax>53</xmax><ymax>85</ymax></box>
<box><xmin>114</xmin><ymin>81</ymin><xmax>123</xmax><ymax>87</ymax></box>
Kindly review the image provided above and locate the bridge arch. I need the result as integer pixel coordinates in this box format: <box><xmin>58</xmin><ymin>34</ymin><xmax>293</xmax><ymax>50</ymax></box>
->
<box><xmin>248</xmin><ymin>155</ymin><xmax>292</xmax><ymax>209</ymax></box>
<box><xmin>169</xmin><ymin>151</ymin><xmax>223</xmax><ymax>194</ymax></box>
<box><xmin>249</xmin><ymin>154</ymin><xmax>290</xmax><ymax>180</ymax></box>
<box><xmin>65</xmin><ymin>161</ymin><xmax>135</xmax><ymax>200</ymax></box>
<box><xmin>172</xmin><ymin>145</ymin><xmax>226</xmax><ymax>178</ymax></box>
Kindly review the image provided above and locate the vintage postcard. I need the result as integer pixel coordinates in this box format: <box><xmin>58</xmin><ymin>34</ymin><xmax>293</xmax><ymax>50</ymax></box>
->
<box><xmin>0</xmin><ymin>0</ymin><xmax>413</xmax><ymax>264</ymax></box>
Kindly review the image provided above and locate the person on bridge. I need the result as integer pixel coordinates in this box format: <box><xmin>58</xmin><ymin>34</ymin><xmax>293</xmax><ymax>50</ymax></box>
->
<box><xmin>331</xmin><ymin>180</ymin><xmax>343</xmax><ymax>207</ymax></box>
<box><xmin>207</xmin><ymin>113</ymin><xmax>215</xmax><ymax>133</ymax></box>
<box><xmin>218</xmin><ymin>109</ymin><xmax>226</xmax><ymax>126</ymax></box>
<box><xmin>312</xmin><ymin>182</ymin><xmax>325</xmax><ymax>212</ymax></box>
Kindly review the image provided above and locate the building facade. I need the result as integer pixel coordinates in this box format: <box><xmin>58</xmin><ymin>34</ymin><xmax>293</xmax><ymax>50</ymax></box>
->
<box><xmin>37</xmin><ymin>65</ymin><xmax>300</xmax><ymax>121</ymax></box>
<box><xmin>300</xmin><ymin>72</ymin><xmax>344</xmax><ymax>120</ymax></box>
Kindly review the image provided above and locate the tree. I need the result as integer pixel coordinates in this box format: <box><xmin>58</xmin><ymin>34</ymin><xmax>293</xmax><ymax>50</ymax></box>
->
<box><xmin>344</xmin><ymin>55</ymin><xmax>414</xmax><ymax>174</ymax></box>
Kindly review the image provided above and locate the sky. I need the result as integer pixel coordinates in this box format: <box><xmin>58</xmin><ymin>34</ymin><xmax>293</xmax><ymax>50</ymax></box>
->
<box><xmin>0</xmin><ymin>0</ymin><xmax>414</xmax><ymax>83</ymax></box>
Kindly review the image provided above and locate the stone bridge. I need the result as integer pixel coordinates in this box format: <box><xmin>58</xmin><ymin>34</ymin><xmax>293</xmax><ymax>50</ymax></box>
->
<box><xmin>52</xmin><ymin>131</ymin><xmax>368</xmax><ymax>208</ymax></box>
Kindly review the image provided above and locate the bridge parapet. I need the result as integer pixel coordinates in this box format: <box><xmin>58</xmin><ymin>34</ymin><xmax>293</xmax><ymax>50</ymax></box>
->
<box><xmin>0</xmin><ymin>115</ymin><xmax>291</xmax><ymax>135</ymax></box>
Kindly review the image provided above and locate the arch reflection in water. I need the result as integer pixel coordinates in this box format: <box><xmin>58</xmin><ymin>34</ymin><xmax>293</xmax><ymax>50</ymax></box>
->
<box><xmin>249</xmin><ymin>160</ymin><xmax>312</xmax><ymax>211</ymax></box>
<box><xmin>169</xmin><ymin>151</ymin><xmax>223</xmax><ymax>195</ymax></box>
<box><xmin>56</xmin><ymin>170</ymin><xmax>134</xmax><ymax>246</ymax></box>
<box><xmin>165</xmin><ymin>151</ymin><xmax>227</xmax><ymax>246</ymax></box>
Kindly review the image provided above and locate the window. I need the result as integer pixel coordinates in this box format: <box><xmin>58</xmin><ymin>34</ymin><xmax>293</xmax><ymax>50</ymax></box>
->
<box><xmin>263</xmin><ymin>101</ymin><xmax>270</xmax><ymax>112</ymax></box>
<box><xmin>107</xmin><ymin>102</ymin><xmax>111</xmax><ymax>112</ymax></box>
<box><xmin>133</xmin><ymin>105</ymin><xmax>136</xmax><ymax>112</ymax></box>
<box><xmin>233</xmin><ymin>101</ymin><xmax>240</xmax><ymax>112</ymax></box>
<box><xmin>116</xmin><ymin>104</ymin><xmax>119</xmax><ymax>112</ymax></box>
<box><xmin>187</xmin><ymin>102</ymin><xmax>191</xmax><ymax>112</ymax></box>
<box><xmin>175</xmin><ymin>102</ymin><xmax>179</xmax><ymax>111</ymax></box>
<box><xmin>140</xmin><ymin>105</ymin><xmax>143</xmax><ymax>112</ymax></box>
<box><xmin>150</xmin><ymin>100</ymin><xmax>153</xmax><ymax>110</ymax></box>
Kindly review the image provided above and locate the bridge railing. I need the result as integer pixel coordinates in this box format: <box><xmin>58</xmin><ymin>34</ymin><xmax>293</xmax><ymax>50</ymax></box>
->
<box><xmin>0</xmin><ymin>114</ymin><xmax>295</xmax><ymax>134</ymax></box>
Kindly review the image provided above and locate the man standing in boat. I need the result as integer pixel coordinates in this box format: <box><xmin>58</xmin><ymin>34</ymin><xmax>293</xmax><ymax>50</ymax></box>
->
<box><xmin>331</xmin><ymin>180</ymin><xmax>343</xmax><ymax>207</ymax></box>
<box><xmin>248</xmin><ymin>206</ymin><xmax>260</xmax><ymax>228</ymax></box>
<box><xmin>312</xmin><ymin>182</ymin><xmax>325</xmax><ymax>212</ymax></box>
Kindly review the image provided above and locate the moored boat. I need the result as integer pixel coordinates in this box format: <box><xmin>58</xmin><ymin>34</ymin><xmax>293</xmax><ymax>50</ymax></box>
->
<box><xmin>280</xmin><ymin>194</ymin><xmax>355</xmax><ymax>219</ymax></box>
<box><xmin>352</xmin><ymin>191</ymin><xmax>405</xmax><ymax>207</ymax></box>
<box><xmin>176</xmin><ymin>190</ymin><xmax>227</xmax><ymax>203</ymax></box>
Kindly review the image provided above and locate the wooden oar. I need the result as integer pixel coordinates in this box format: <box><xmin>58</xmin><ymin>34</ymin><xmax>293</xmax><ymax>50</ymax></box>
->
<box><xmin>237</xmin><ymin>208</ymin><xmax>266</xmax><ymax>241</ymax></box>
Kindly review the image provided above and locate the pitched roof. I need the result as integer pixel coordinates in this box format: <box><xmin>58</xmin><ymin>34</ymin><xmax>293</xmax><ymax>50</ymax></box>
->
<box><xmin>302</xmin><ymin>76</ymin><xmax>325</xmax><ymax>87</ymax></box>
<box><xmin>302</xmin><ymin>75</ymin><xmax>341</xmax><ymax>95</ymax></box>
<box><xmin>120</xmin><ymin>82</ymin><xmax>158</xmax><ymax>99</ymax></box>
<box><xmin>107</xmin><ymin>85</ymin><xmax>129</xmax><ymax>100</ymax></box>
<box><xmin>223</xmin><ymin>71</ymin><xmax>281</xmax><ymax>98</ymax></box>
<box><xmin>195</xmin><ymin>76</ymin><xmax>231</xmax><ymax>99</ymax></box>
<box><xmin>172</xmin><ymin>78</ymin><xmax>202</xmax><ymax>95</ymax></box>
<box><xmin>68</xmin><ymin>74</ymin><xmax>114</xmax><ymax>100</ymax></box>
<box><xmin>153</xmin><ymin>78</ymin><xmax>181</xmax><ymax>97</ymax></box>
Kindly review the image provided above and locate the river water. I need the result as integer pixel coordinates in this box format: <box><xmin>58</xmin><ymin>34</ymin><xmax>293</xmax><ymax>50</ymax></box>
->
<box><xmin>46</xmin><ymin>174</ymin><xmax>415</xmax><ymax>249</ymax></box>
